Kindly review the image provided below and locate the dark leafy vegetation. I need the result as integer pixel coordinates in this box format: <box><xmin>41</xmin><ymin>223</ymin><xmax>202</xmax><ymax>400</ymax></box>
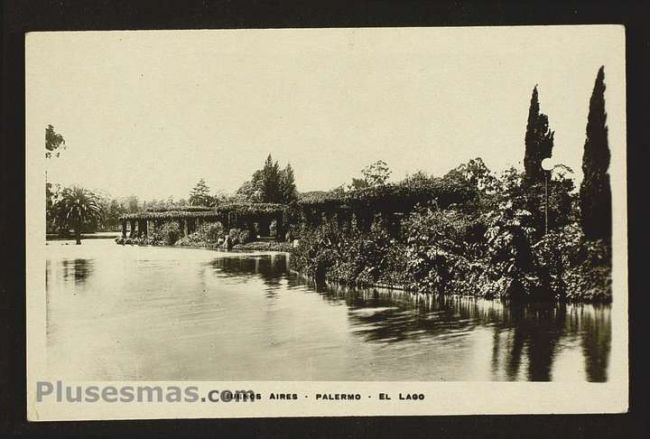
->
<box><xmin>236</xmin><ymin>154</ymin><xmax>297</xmax><ymax>204</ymax></box>
<box><xmin>524</xmin><ymin>85</ymin><xmax>555</xmax><ymax>185</ymax></box>
<box><xmin>291</xmin><ymin>163</ymin><xmax>612</xmax><ymax>303</ymax></box>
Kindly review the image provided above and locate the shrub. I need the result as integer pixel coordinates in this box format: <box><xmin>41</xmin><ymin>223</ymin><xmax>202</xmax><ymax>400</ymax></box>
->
<box><xmin>478</xmin><ymin>202</ymin><xmax>549</xmax><ymax>300</ymax></box>
<box><xmin>175</xmin><ymin>235</ymin><xmax>194</xmax><ymax>246</ymax></box>
<box><xmin>533</xmin><ymin>223</ymin><xmax>611</xmax><ymax>302</ymax></box>
<box><xmin>239</xmin><ymin>229</ymin><xmax>252</xmax><ymax>244</ymax></box>
<box><xmin>202</xmin><ymin>221</ymin><xmax>224</xmax><ymax>243</ymax></box>
<box><xmin>155</xmin><ymin>222</ymin><xmax>181</xmax><ymax>245</ymax></box>
<box><xmin>227</xmin><ymin>228</ymin><xmax>253</xmax><ymax>245</ymax></box>
<box><xmin>290</xmin><ymin>202</ymin><xmax>611</xmax><ymax>303</ymax></box>
<box><xmin>227</xmin><ymin>228</ymin><xmax>240</xmax><ymax>245</ymax></box>
<box><xmin>291</xmin><ymin>219</ymin><xmax>407</xmax><ymax>287</ymax></box>
<box><xmin>401</xmin><ymin>206</ymin><xmax>486</xmax><ymax>295</ymax></box>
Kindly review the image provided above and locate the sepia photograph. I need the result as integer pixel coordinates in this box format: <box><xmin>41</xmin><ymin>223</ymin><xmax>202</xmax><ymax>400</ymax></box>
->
<box><xmin>24</xmin><ymin>25</ymin><xmax>628</xmax><ymax>420</ymax></box>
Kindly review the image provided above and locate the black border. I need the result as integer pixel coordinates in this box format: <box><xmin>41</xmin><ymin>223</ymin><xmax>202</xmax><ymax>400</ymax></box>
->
<box><xmin>1</xmin><ymin>1</ymin><xmax>648</xmax><ymax>438</ymax></box>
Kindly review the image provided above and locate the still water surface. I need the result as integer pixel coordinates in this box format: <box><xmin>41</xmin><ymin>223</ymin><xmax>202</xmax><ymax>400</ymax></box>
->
<box><xmin>46</xmin><ymin>239</ymin><xmax>611</xmax><ymax>382</ymax></box>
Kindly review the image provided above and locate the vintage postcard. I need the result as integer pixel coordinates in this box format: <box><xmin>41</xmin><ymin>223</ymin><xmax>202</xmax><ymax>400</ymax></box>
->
<box><xmin>26</xmin><ymin>26</ymin><xmax>627</xmax><ymax>420</ymax></box>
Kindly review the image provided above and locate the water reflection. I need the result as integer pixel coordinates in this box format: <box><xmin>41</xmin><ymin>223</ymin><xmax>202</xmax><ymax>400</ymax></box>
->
<box><xmin>210</xmin><ymin>253</ymin><xmax>286</xmax><ymax>297</ymax></box>
<box><xmin>581</xmin><ymin>306</ymin><xmax>612</xmax><ymax>382</ymax></box>
<box><xmin>45</xmin><ymin>242</ymin><xmax>612</xmax><ymax>382</ymax></box>
<box><xmin>296</xmin><ymin>282</ymin><xmax>611</xmax><ymax>382</ymax></box>
<box><xmin>60</xmin><ymin>259</ymin><xmax>94</xmax><ymax>285</ymax></box>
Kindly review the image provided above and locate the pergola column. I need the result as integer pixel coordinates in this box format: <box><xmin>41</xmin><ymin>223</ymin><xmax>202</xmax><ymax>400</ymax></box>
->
<box><xmin>276</xmin><ymin>213</ymin><xmax>286</xmax><ymax>241</ymax></box>
<box><xmin>121</xmin><ymin>220</ymin><xmax>127</xmax><ymax>238</ymax></box>
<box><xmin>228</xmin><ymin>212</ymin><xmax>238</xmax><ymax>231</ymax></box>
<box><xmin>305</xmin><ymin>208</ymin><xmax>319</xmax><ymax>227</ymax></box>
<box><xmin>321</xmin><ymin>211</ymin><xmax>328</xmax><ymax>226</ymax></box>
<box><xmin>147</xmin><ymin>219</ymin><xmax>156</xmax><ymax>236</ymax></box>
<box><xmin>389</xmin><ymin>212</ymin><xmax>403</xmax><ymax>238</ymax></box>
<box><xmin>372</xmin><ymin>212</ymin><xmax>384</xmax><ymax>229</ymax></box>
<box><xmin>258</xmin><ymin>217</ymin><xmax>271</xmax><ymax>237</ymax></box>
<box><xmin>358</xmin><ymin>209</ymin><xmax>373</xmax><ymax>232</ymax></box>
<box><xmin>351</xmin><ymin>212</ymin><xmax>358</xmax><ymax>230</ymax></box>
<box><xmin>177</xmin><ymin>218</ymin><xmax>187</xmax><ymax>237</ymax></box>
<box><xmin>341</xmin><ymin>209</ymin><xmax>353</xmax><ymax>232</ymax></box>
<box><xmin>187</xmin><ymin>217</ymin><xmax>196</xmax><ymax>234</ymax></box>
<box><xmin>129</xmin><ymin>219</ymin><xmax>137</xmax><ymax>238</ymax></box>
<box><xmin>138</xmin><ymin>219</ymin><xmax>147</xmax><ymax>237</ymax></box>
<box><xmin>248</xmin><ymin>220</ymin><xmax>258</xmax><ymax>238</ymax></box>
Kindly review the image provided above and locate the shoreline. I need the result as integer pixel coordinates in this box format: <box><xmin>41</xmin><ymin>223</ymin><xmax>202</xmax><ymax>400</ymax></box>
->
<box><xmin>114</xmin><ymin>239</ymin><xmax>611</xmax><ymax>305</ymax></box>
<box><xmin>290</xmin><ymin>269</ymin><xmax>612</xmax><ymax>306</ymax></box>
<box><xmin>47</xmin><ymin>232</ymin><xmax>119</xmax><ymax>241</ymax></box>
<box><xmin>114</xmin><ymin>238</ymin><xmax>292</xmax><ymax>254</ymax></box>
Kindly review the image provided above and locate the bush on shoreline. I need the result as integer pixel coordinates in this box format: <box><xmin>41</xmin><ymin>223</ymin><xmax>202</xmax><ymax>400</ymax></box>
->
<box><xmin>290</xmin><ymin>207</ymin><xmax>611</xmax><ymax>303</ymax></box>
<box><xmin>289</xmin><ymin>161</ymin><xmax>611</xmax><ymax>304</ymax></box>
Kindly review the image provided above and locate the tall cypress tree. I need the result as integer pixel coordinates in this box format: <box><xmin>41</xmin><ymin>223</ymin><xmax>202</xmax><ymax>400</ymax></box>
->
<box><xmin>524</xmin><ymin>86</ymin><xmax>555</xmax><ymax>185</ymax></box>
<box><xmin>579</xmin><ymin>66</ymin><xmax>611</xmax><ymax>241</ymax></box>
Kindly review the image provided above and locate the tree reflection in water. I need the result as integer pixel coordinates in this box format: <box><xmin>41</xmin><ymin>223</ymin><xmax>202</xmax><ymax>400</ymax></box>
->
<box><xmin>308</xmin><ymin>283</ymin><xmax>611</xmax><ymax>382</ymax></box>
<box><xmin>45</xmin><ymin>247</ymin><xmax>612</xmax><ymax>382</ymax></box>
<box><xmin>580</xmin><ymin>305</ymin><xmax>611</xmax><ymax>382</ymax></box>
<box><xmin>170</xmin><ymin>252</ymin><xmax>610</xmax><ymax>382</ymax></box>
<box><xmin>61</xmin><ymin>259</ymin><xmax>94</xmax><ymax>285</ymax></box>
<box><xmin>210</xmin><ymin>253</ymin><xmax>286</xmax><ymax>298</ymax></box>
<box><xmin>494</xmin><ymin>304</ymin><xmax>567</xmax><ymax>381</ymax></box>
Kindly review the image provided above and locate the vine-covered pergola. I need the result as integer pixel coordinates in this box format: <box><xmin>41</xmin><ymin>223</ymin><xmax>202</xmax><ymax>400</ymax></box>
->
<box><xmin>119</xmin><ymin>203</ymin><xmax>288</xmax><ymax>240</ymax></box>
<box><xmin>118</xmin><ymin>180</ymin><xmax>476</xmax><ymax>241</ymax></box>
<box><xmin>295</xmin><ymin>179</ymin><xmax>476</xmax><ymax>236</ymax></box>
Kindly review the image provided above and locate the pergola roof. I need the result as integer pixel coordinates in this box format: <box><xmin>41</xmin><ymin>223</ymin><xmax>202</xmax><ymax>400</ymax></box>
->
<box><xmin>297</xmin><ymin>180</ymin><xmax>476</xmax><ymax>211</ymax></box>
<box><xmin>119</xmin><ymin>203</ymin><xmax>286</xmax><ymax>221</ymax></box>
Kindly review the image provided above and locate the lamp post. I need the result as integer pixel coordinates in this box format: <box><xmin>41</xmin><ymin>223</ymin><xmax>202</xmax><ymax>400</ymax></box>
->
<box><xmin>541</xmin><ymin>158</ymin><xmax>553</xmax><ymax>235</ymax></box>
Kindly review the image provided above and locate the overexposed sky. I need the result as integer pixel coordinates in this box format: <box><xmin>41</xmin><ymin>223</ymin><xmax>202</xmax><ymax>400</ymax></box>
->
<box><xmin>27</xmin><ymin>26</ymin><xmax>625</xmax><ymax>200</ymax></box>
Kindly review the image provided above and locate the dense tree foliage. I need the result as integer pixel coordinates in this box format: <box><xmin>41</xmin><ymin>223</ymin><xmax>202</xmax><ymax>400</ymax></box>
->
<box><xmin>237</xmin><ymin>154</ymin><xmax>298</xmax><ymax>204</ymax></box>
<box><xmin>189</xmin><ymin>178</ymin><xmax>214</xmax><ymax>206</ymax></box>
<box><xmin>100</xmin><ymin>198</ymin><xmax>126</xmax><ymax>231</ymax></box>
<box><xmin>579</xmin><ymin>66</ymin><xmax>612</xmax><ymax>242</ymax></box>
<box><xmin>45</xmin><ymin>124</ymin><xmax>66</xmax><ymax>159</ymax></box>
<box><xmin>401</xmin><ymin>170</ymin><xmax>435</xmax><ymax>187</ymax></box>
<box><xmin>46</xmin><ymin>125</ymin><xmax>66</xmax><ymax>233</ymax></box>
<box><xmin>348</xmin><ymin>160</ymin><xmax>392</xmax><ymax>190</ymax></box>
<box><xmin>279</xmin><ymin>163</ymin><xmax>298</xmax><ymax>204</ymax></box>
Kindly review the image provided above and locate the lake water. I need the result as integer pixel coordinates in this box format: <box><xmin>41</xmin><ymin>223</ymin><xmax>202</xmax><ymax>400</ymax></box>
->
<box><xmin>45</xmin><ymin>239</ymin><xmax>612</xmax><ymax>382</ymax></box>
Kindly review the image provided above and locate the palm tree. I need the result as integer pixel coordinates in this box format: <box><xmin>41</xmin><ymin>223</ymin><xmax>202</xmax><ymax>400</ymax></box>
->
<box><xmin>53</xmin><ymin>186</ymin><xmax>103</xmax><ymax>244</ymax></box>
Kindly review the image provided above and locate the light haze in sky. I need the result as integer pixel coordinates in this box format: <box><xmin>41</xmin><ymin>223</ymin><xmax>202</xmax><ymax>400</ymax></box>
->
<box><xmin>27</xmin><ymin>26</ymin><xmax>625</xmax><ymax>200</ymax></box>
